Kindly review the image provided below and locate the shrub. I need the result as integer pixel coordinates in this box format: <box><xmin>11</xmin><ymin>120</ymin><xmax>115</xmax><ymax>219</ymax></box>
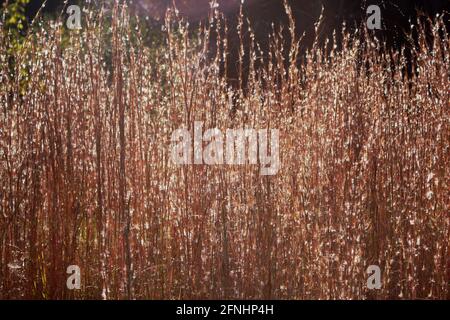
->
<box><xmin>0</xmin><ymin>1</ymin><xmax>448</xmax><ymax>299</ymax></box>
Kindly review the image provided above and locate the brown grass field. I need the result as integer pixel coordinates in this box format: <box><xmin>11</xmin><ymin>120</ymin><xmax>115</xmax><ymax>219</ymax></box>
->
<box><xmin>0</xmin><ymin>2</ymin><xmax>448</xmax><ymax>299</ymax></box>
